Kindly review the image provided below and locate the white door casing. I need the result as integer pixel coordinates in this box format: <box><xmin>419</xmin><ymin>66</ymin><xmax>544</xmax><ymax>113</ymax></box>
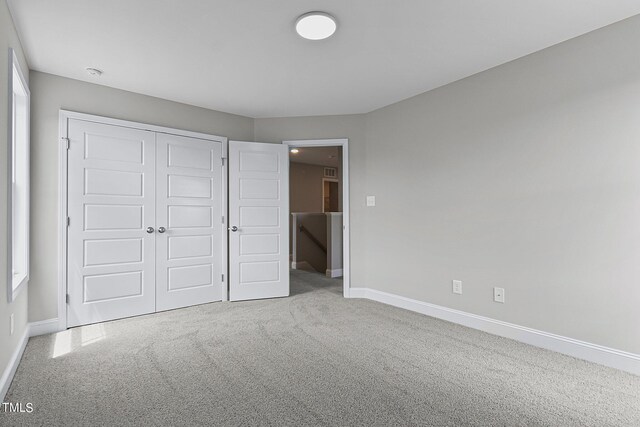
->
<box><xmin>155</xmin><ymin>133</ymin><xmax>223</xmax><ymax>311</ymax></box>
<box><xmin>228</xmin><ymin>141</ymin><xmax>289</xmax><ymax>301</ymax></box>
<box><xmin>67</xmin><ymin>119</ymin><xmax>156</xmax><ymax>327</ymax></box>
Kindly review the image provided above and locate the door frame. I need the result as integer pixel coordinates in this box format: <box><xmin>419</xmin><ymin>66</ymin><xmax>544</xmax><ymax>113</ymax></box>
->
<box><xmin>282</xmin><ymin>139</ymin><xmax>350</xmax><ymax>297</ymax></box>
<box><xmin>58</xmin><ymin>110</ymin><xmax>228</xmax><ymax>331</ymax></box>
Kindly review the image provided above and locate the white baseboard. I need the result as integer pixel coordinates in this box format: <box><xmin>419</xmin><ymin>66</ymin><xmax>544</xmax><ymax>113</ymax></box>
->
<box><xmin>0</xmin><ymin>317</ymin><xmax>62</xmax><ymax>400</ymax></box>
<box><xmin>0</xmin><ymin>328</ymin><xmax>29</xmax><ymax>401</ymax></box>
<box><xmin>325</xmin><ymin>268</ymin><xmax>343</xmax><ymax>278</ymax></box>
<box><xmin>29</xmin><ymin>318</ymin><xmax>60</xmax><ymax>337</ymax></box>
<box><xmin>348</xmin><ymin>287</ymin><xmax>640</xmax><ymax>376</ymax></box>
<box><xmin>292</xmin><ymin>261</ymin><xmax>314</xmax><ymax>271</ymax></box>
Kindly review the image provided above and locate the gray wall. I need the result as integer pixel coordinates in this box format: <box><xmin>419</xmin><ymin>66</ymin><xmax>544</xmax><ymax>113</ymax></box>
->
<box><xmin>363</xmin><ymin>15</ymin><xmax>640</xmax><ymax>354</ymax></box>
<box><xmin>0</xmin><ymin>0</ymin><xmax>29</xmax><ymax>386</ymax></box>
<box><xmin>28</xmin><ymin>71</ymin><xmax>254</xmax><ymax>322</ymax></box>
<box><xmin>17</xmin><ymin>12</ymin><xmax>640</xmax><ymax>359</ymax></box>
<box><xmin>254</xmin><ymin>16</ymin><xmax>640</xmax><ymax>354</ymax></box>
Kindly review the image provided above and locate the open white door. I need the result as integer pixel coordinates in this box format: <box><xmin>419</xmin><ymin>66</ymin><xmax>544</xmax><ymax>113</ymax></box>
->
<box><xmin>228</xmin><ymin>141</ymin><xmax>289</xmax><ymax>301</ymax></box>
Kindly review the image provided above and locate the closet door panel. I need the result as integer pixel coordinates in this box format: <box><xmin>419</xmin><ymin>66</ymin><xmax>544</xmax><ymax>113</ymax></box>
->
<box><xmin>67</xmin><ymin>119</ymin><xmax>156</xmax><ymax>327</ymax></box>
<box><xmin>155</xmin><ymin>133</ymin><xmax>223</xmax><ymax>311</ymax></box>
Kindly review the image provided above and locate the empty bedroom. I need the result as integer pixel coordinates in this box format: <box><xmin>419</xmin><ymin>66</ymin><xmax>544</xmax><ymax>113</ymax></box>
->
<box><xmin>1</xmin><ymin>1</ymin><xmax>639</xmax><ymax>425</ymax></box>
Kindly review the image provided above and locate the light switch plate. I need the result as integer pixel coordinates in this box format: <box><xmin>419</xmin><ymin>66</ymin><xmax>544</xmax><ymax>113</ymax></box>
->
<box><xmin>366</xmin><ymin>195</ymin><xmax>376</xmax><ymax>207</ymax></box>
<box><xmin>452</xmin><ymin>280</ymin><xmax>462</xmax><ymax>295</ymax></box>
<box><xmin>494</xmin><ymin>287</ymin><xmax>505</xmax><ymax>303</ymax></box>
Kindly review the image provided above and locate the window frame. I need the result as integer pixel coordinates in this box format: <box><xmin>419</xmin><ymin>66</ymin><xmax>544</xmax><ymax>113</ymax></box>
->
<box><xmin>7</xmin><ymin>48</ymin><xmax>30</xmax><ymax>303</ymax></box>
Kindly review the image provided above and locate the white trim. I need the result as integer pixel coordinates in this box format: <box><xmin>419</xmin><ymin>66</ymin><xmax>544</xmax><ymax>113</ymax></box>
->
<box><xmin>0</xmin><ymin>317</ymin><xmax>64</xmax><ymax>400</ymax></box>
<box><xmin>291</xmin><ymin>260</ymin><xmax>313</xmax><ymax>271</ymax></box>
<box><xmin>325</xmin><ymin>268</ymin><xmax>343</xmax><ymax>278</ymax></box>
<box><xmin>58</xmin><ymin>110</ymin><xmax>226</xmax><ymax>142</ymax></box>
<box><xmin>58</xmin><ymin>110</ymin><xmax>228</xmax><ymax>329</ymax></box>
<box><xmin>58</xmin><ymin>113</ymin><xmax>69</xmax><ymax>332</ymax></box>
<box><xmin>283</xmin><ymin>139</ymin><xmax>350</xmax><ymax>297</ymax></box>
<box><xmin>7</xmin><ymin>48</ymin><xmax>30</xmax><ymax>303</ymax></box>
<box><xmin>221</xmin><ymin>141</ymin><xmax>229</xmax><ymax>301</ymax></box>
<box><xmin>348</xmin><ymin>287</ymin><xmax>640</xmax><ymax>376</ymax></box>
<box><xmin>29</xmin><ymin>318</ymin><xmax>61</xmax><ymax>337</ymax></box>
<box><xmin>0</xmin><ymin>327</ymin><xmax>29</xmax><ymax>400</ymax></box>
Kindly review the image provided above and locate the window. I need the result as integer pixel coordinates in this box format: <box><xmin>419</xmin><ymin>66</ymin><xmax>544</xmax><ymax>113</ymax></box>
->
<box><xmin>8</xmin><ymin>48</ymin><xmax>30</xmax><ymax>302</ymax></box>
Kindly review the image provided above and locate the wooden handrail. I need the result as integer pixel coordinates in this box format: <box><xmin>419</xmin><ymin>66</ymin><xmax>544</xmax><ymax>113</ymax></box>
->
<box><xmin>299</xmin><ymin>224</ymin><xmax>327</xmax><ymax>253</ymax></box>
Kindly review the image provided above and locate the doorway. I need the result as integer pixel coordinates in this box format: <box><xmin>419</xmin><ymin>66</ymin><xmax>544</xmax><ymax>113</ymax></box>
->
<box><xmin>283</xmin><ymin>139</ymin><xmax>350</xmax><ymax>297</ymax></box>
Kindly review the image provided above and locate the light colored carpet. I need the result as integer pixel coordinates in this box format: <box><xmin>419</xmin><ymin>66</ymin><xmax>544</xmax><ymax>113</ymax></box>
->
<box><xmin>3</xmin><ymin>270</ymin><xmax>639</xmax><ymax>426</ymax></box>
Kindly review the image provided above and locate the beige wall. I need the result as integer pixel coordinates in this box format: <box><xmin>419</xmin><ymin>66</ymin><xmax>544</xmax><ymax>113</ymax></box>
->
<box><xmin>363</xmin><ymin>15</ymin><xmax>640</xmax><ymax>354</ymax></box>
<box><xmin>28</xmin><ymin>72</ymin><xmax>254</xmax><ymax>322</ymax></box>
<box><xmin>289</xmin><ymin>161</ymin><xmax>340</xmax><ymax>258</ymax></box>
<box><xmin>290</xmin><ymin>162</ymin><xmax>339</xmax><ymax>213</ymax></box>
<box><xmin>1</xmin><ymin>0</ymin><xmax>29</xmax><ymax>386</ymax></box>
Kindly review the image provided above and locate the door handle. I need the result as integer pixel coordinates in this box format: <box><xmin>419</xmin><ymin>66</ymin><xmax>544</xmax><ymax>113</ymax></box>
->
<box><xmin>229</xmin><ymin>226</ymin><xmax>238</xmax><ymax>232</ymax></box>
<box><xmin>146</xmin><ymin>227</ymin><xmax>155</xmax><ymax>233</ymax></box>
<box><xmin>158</xmin><ymin>227</ymin><xmax>166</xmax><ymax>233</ymax></box>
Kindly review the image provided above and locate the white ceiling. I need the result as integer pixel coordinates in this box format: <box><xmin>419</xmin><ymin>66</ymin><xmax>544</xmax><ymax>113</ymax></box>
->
<box><xmin>8</xmin><ymin>1</ymin><xmax>640</xmax><ymax>118</ymax></box>
<box><xmin>290</xmin><ymin>146</ymin><xmax>341</xmax><ymax>168</ymax></box>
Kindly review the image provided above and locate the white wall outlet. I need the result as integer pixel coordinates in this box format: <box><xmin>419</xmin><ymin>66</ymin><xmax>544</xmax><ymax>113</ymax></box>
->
<box><xmin>366</xmin><ymin>195</ymin><xmax>376</xmax><ymax>207</ymax></box>
<box><xmin>494</xmin><ymin>287</ymin><xmax>505</xmax><ymax>303</ymax></box>
<box><xmin>10</xmin><ymin>313</ymin><xmax>14</xmax><ymax>335</ymax></box>
<box><xmin>452</xmin><ymin>280</ymin><xmax>463</xmax><ymax>295</ymax></box>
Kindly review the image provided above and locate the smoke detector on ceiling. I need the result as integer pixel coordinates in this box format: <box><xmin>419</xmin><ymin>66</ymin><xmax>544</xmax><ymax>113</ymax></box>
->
<box><xmin>86</xmin><ymin>67</ymin><xmax>103</xmax><ymax>77</ymax></box>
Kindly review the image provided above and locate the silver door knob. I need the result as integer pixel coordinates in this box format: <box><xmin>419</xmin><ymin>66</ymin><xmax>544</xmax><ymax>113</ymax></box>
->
<box><xmin>158</xmin><ymin>227</ymin><xmax>166</xmax><ymax>233</ymax></box>
<box><xmin>146</xmin><ymin>227</ymin><xmax>154</xmax><ymax>233</ymax></box>
<box><xmin>229</xmin><ymin>226</ymin><xmax>238</xmax><ymax>232</ymax></box>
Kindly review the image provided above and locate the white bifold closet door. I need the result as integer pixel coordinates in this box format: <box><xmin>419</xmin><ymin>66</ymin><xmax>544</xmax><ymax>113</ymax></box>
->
<box><xmin>228</xmin><ymin>141</ymin><xmax>289</xmax><ymax>301</ymax></box>
<box><xmin>67</xmin><ymin>119</ymin><xmax>222</xmax><ymax>327</ymax></box>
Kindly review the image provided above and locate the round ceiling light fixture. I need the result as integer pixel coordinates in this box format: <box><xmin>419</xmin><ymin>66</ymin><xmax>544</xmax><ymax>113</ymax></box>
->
<box><xmin>295</xmin><ymin>12</ymin><xmax>337</xmax><ymax>40</ymax></box>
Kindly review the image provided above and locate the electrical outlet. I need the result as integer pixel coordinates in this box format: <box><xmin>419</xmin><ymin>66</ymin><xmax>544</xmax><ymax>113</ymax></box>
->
<box><xmin>494</xmin><ymin>287</ymin><xmax>505</xmax><ymax>303</ymax></box>
<box><xmin>10</xmin><ymin>314</ymin><xmax>14</xmax><ymax>335</ymax></box>
<box><xmin>452</xmin><ymin>280</ymin><xmax>463</xmax><ymax>295</ymax></box>
<box><xmin>366</xmin><ymin>195</ymin><xmax>376</xmax><ymax>207</ymax></box>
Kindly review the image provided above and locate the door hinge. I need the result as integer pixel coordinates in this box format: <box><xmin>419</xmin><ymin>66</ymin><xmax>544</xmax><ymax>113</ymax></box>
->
<box><xmin>221</xmin><ymin>274</ymin><xmax>224</xmax><ymax>282</ymax></box>
<box><xmin>62</xmin><ymin>137</ymin><xmax>70</xmax><ymax>150</ymax></box>
<box><xmin>67</xmin><ymin>217</ymin><xmax>70</xmax><ymax>227</ymax></box>
<box><xmin>221</xmin><ymin>215</ymin><xmax>225</xmax><ymax>224</ymax></box>
<box><xmin>66</xmin><ymin>294</ymin><xmax>70</xmax><ymax>304</ymax></box>
<box><xmin>221</xmin><ymin>157</ymin><xmax>226</xmax><ymax>166</ymax></box>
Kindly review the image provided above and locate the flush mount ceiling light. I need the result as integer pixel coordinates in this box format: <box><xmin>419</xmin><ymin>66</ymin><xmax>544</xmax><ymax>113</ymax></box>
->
<box><xmin>295</xmin><ymin>12</ymin><xmax>337</xmax><ymax>40</ymax></box>
<box><xmin>290</xmin><ymin>148</ymin><xmax>300</xmax><ymax>153</ymax></box>
<box><xmin>86</xmin><ymin>67</ymin><xmax>103</xmax><ymax>77</ymax></box>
